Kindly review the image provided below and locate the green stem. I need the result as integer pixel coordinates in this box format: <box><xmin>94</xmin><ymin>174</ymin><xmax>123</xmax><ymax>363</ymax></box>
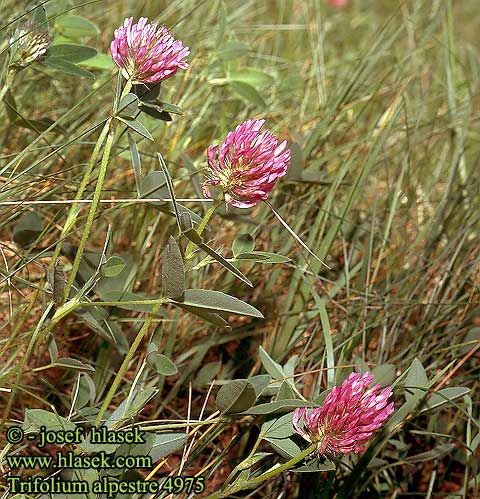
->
<box><xmin>62</xmin><ymin>79</ymin><xmax>133</xmax><ymax>302</ymax></box>
<box><xmin>184</xmin><ymin>195</ymin><xmax>223</xmax><ymax>259</ymax></box>
<box><xmin>49</xmin><ymin>120</ymin><xmax>111</xmax><ymax>270</ymax></box>
<box><xmin>0</xmin><ymin>68</ymin><xmax>16</xmax><ymax>106</ymax></box>
<box><xmin>62</xmin><ymin>126</ymin><xmax>116</xmax><ymax>302</ymax></box>
<box><xmin>223</xmin><ymin>434</ymin><xmax>263</xmax><ymax>487</ymax></box>
<box><xmin>205</xmin><ymin>442</ymin><xmax>317</xmax><ymax>499</ymax></box>
<box><xmin>94</xmin><ymin>299</ymin><xmax>165</xmax><ymax>428</ymax></box>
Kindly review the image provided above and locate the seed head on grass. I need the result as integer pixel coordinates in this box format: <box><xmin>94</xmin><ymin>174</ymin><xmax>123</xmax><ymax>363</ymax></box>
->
<box><xmin>202</xmin><ymin>119</ymin><xmax>291</xmax><ymax>208</ymax></box>
<box><xmin>9</xmin><ymin>22</ymin><xmax>50</xmax><ymax>68</ymax></box>
<box><xmin>110</xmin><ymin>17</ymin><xmax>189</xmax><ymax>84</ymax></box>
<box><xmin>293</xmin><ymin>372</ymin><xmax>394</xmax><ymax>457</ymax></box>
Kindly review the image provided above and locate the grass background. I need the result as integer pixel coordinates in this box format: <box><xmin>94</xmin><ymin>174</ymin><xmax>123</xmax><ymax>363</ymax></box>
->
<box><xmin>0</xmin><ymin>0</ymin><xmax>479</xmax><ymax>497</ymax></box>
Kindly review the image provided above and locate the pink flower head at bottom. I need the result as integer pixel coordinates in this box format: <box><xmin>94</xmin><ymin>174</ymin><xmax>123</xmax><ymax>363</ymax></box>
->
<box><xmin>293</xmin><ymin>372</ymin><xmax>394</xmax><ymax>456</ymax></box>
<box><xmin>203</xmin><ymin>119</ymin><xmax>291</xmax><ymax>208</ymax></box>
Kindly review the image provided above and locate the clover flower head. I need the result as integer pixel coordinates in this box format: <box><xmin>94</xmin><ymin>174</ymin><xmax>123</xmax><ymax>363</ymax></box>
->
<box><xmin>202</xmin><ymin>119</ymin><xmax>291</xmax><ymax>208</ymax></box>
<box><xmin>293</xmin><ymin>372</ymin><xmax>394</xmax><ymax>456</ymax></box>
<box><xmin>110</xmin><ymin>17</ymin><xmax>189</xmax><ymax>84</ymax></box>
<box><xmin>10</xmin><ymin>22</ymin><xmax>50</xmax><ymax>68</ymax></box>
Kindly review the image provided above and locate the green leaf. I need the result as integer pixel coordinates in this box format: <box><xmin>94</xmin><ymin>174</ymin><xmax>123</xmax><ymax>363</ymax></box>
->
<box><xmin>117</xmin><ymin>117</ymin><xmax>154</xmax><ymax>141</ymax></box>
<box><xmin>13</xmin><ymin>117</ymin><xmax>65</xmax><ymax>134</ymax></box>
<box><xmin>128</xmin><ymin>133</ymin><xmax>142</xmax><ymax>196</ymax></box>
<box><xmin>243</xmin><ymin>399</ymin><xmax>315</xmax><ymax>415</ymax></box>
<box><xmin>140</xmin><ymin>105</ymin><xmax>172</xmax><ymax>121</ymax></box>
<box><xmin>405</xmin><ymin>358</ymin><xmax>429</xmax><ymax>404</ymax></box>
<box><xmin>234</xmin><ymin>251</ymin><xmax>291</xmax><ymax>264</ymax></box>
<box><xmin>73</xmin><ymin>373</ymin><xmax>96</xmax><ymax>410</ymax></box>
<box><xmin>248</xmin><ymin>374</ymin><xmax>272</xmax><ymax>397</ymax></box>
<box><xmin>147</xmin><ymin>352</ymin><xmax>178</xmax><ymax>376</ymax></box>
<box><xmin>404</xmin><ymin>443</ymin><xmax>456</xmax><ymax>463</ymax></box>
<box><xmin>46</xmin><ymin>44</ymin><xmax>97</xmax><ymax>62</ymax></box>
<box><xmin>194</xmin><ymin>361</ymin><xmax>222</xmax><ymax>388</ymax></box>
<box><xmin>23</xmin><ymin>409</ymin><xmax>76</xmax><ymax>433</ymax></box>
<box><xmin>53</xmin><ymin>358</ymin><xmax>95</xmax><ymax>372</ymax></box>
<box><xmin>162</xmin><ymin>236</ymin><xmax>185</xmax><ymax>301</ymax></box>
<box><xmin>78</xmin><ymin>52</ymin><xmax>115</xmax><ymax>70</ymax></box>
<box><xmin>425</xmin><ymin>387</ymin><xmax>470</xmax><ymax>411</ymax></box>
<box><xmin>117</xmin><ymin>93</ymin><xmax>139</xmax><ymax>118</ymax></box>
<box><xmin>140</xmin><ymin>171</ymin><xmax>168</xmax><ymax>201</ymax></box>
<box><xmin>259</xmin><ymin>346</ymin><xmax>286</xmax><ymax>382</ymax></box>
<box><xmin>32</xmin><ymin>4</ymin><xmax>48</xmax><ymax>30</ymax></box>
<box><xmin>182</xmin><ymin>226</ymin><xmax>253</xmax><ymax>286</ymax></box>
<box><xmin>43</xmin><ymin>58</ymin><xmax>95</xmax><ymax>79</ymax></box>
<box><xmin>62</xmin><ymin>468</ymin><xmax>98</xmax><ymax>499</ymax></box>
<box><xmin>107</xmin><ymin>388</ymin><xmax>158</xmax><ymax>427</ymax></box>
<box><xmin>139</xmin><ymin>100</ymin><xmax>183</xmax><ymax>115</ymax></box>
<box><xmin>169</xmin><ymin>289</ymin><xmax>263</xmax><ymax>318</ymax></box>
<box><xmin>46</xmin><ymin>333</ymin><xmax>58</xmax><ymax>363</ymax></box>
<box><xmin>228</xmin><ymin>68</ymin><xmax>273</xmax><ymax>89</ymax></box>
<box><xmin>133</xmin><ymin>82</ymin><xmax>162</xmax><ymax>101</ymax></box>
<box><xmin>216</xmin><ymin>379</ymin><xmax>257</xmax><ymax>414</ymax></box>
<box><xmin>261</xmin><ymin>412</ymin><xmax>295</xmax><ymax>439</ymax></box>
<box><xmin>175</xmin><ymin>304</ymin><xmax>230</xmax><ymax>328</ymax></box>
<box><xmin>102</xmin><ymin>256</ymin><xmax>126</xmax><ymax>278</ymax></box>
<box><xmin>265</xmin><ymin>436</ymin><xmax>302</xmax><ymax>459</ymax></box>
<box><xmin>3</xmin><ymin>88</ymin><xmax>18</xmax><ymax>122</ymax></box>
<box><xmin>372</xmin><ymin>364</ymin><xmax>396</xmax><ymax>386</ymax></box>
<box><xmin>13</xmin><ymin>212</ymin><xmax>43</xmax><ymax>247</ymax></box>
<box><xmin>276</xmin><ymin>381</ymin><xmax>297</xmax><ymax>401</ymax></box>
<box><xmin>56</xmin><ymin>15</ymin><xmax>100</xmax><ymax>38</ymax></box>
<box><xmin>217</xmin><ymin>41</ymin><xmax>249</xmax><ymax>60</ymax></box>
<box><xmin>229</xmin><ymin>81</ymin><xmax>266</xmax><ymax>107</ymax></box>
<box><xmin>150</xmin><ymin>433</ymin><xmax>187</xmax><ymax>461</ymax></box>
<box><xmin>232</xmin><ymin>234</ymin><xmax>255</xmax><ymax>257</ymax></box>
<box><xmin>74</xmin><ymin>306</ymin><xmax>128</xmax><ymax>354</ymax></box>
<box><xmin>293</xmin><ymin>460</ymin><xmax>336</xmax><ymax>472</ymax></box>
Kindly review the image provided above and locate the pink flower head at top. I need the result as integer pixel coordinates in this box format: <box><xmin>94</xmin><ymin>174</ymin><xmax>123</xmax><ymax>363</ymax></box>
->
<box><xmin>110</xmin><ymin>17</ymin><xmax>189</xmax><ymax>84</ymax></box>
<box><xmin>203</xmin><ymin>119</ymin><xmax>291</xmax><ymax>208</ymax></box>
<box><xmin>293</xmin><ymin>372</ymin><xmax>394</xmax><ymax>457</ymax></box>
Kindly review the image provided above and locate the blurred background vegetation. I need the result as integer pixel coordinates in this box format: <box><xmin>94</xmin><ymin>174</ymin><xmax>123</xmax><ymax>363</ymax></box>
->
<box><xmin>0</xmin><ymin>0</ymin><xmax>479</xmax><ymax>497</ymax></box>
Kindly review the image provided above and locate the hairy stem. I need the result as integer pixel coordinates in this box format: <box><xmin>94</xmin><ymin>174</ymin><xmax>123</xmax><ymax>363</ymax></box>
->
<box><xmin>184</xmin><ymin>195</ymin><xmax>223</xmax><ymax>259</ymax></box>
<box><xmin>94</xmin><ymin>299</ymin><xmax>166</xmax><ymax>427</ymax></box>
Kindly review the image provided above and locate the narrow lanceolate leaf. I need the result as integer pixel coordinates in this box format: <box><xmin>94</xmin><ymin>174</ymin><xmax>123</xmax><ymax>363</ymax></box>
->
<box><xmin>117</xmin><ymin>93</ymin><xmax>139</xmax><ymax>118</ymax></box>
<box><xmin>128</xmin><ymin>133</ymin><xmax>142</xmax><ymax>196</ymax></box>
<box><xmin>117</xmin><ymin>117</ymin><xmax>154</xmax><ymax>141</ymax></box>
<box><xmin>169</xmin><ymin>290</ymin><xmax>263</xmax><ymax>318</ymax></box>
<box><xmin>46</xmin><ymin>44</ymin><xmax>97</xmax><ymax>62</ymax></box>
<box><xmin>43</xmin><ymin>58</ymin><xmax>95</xmax><ymax>79</ymax></box>
<box><xmin>405</xmin><ymin>358</ymin><xmax>429</xmax><ymax>405</ymax></box>
<box><xmin>139</xmin><ymin>100</ymin><xmax>183</xmax><ymax>115</ymax></box>
<box><xmin>162</xmin><ymin>236</ymin><xmax>185</xmax><ymax>301</ymax></box>
<box><xmin>52</xmin><ymin>358</ymin><xmax>95</xmax><ymax>372</ymax></box>
<box><xmin>183</xmin><ymin>226</ymin><xmax>253</xmax><ymax>287</ymax></box>
<box><xmin>55</xmin><ymin>15</ymin><xmax>100</xmax><ymax>38</ymax></box>
<box><xmin>229</xmin><ymin>81</ymin><xmax>266</xmax><ymax>108</ymax></box>
<box><xmin>242</xmin><ymin>399</ymin><xmax>316</xmax><ymax>415</ymax></box>
<box><xmin>175</xmin><ymin>304</ymin><xmax>230</xmax><ymax>328</ymax></box>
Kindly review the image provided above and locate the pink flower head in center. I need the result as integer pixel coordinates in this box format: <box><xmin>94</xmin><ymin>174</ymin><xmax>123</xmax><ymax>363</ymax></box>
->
<box><xmin>110</xmin><ymin>17</ymin><xmax>189</xmax><ymax>84</ymax></box>
<box><xmin>203</xmin><ymin>119</ymin><xmax>291</xmax><ymax>208</ymax></box>
<box><xmin>293</xmin><ymin>372</ymin><xmax>394</xmax><ymax>456</ymax></box>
